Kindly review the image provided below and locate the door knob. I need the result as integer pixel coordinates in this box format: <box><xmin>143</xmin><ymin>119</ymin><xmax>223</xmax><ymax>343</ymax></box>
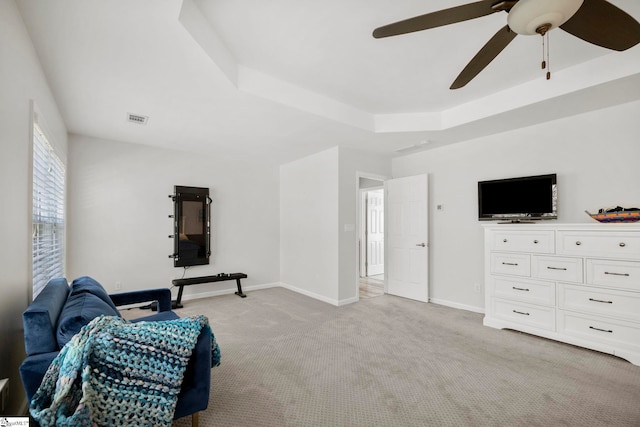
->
<box><xmin>416</xmin><ymin>243</ymin><xmax>426</xmax><ymax>247</ymax></box>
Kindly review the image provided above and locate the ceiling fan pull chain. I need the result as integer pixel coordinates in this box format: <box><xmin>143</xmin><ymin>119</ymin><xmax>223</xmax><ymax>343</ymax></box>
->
<box><xmin>541</xmin><ymin>34</ymin><xmax>546</xmax><ymax>70</ymax></box>
<box><xmin>546</xmin><ymin>32</ymin><xmax>551</xmax><ymax>80</ymax></box>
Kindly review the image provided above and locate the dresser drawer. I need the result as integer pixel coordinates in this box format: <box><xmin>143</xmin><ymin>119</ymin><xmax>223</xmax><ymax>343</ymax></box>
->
<box><xmin>489</xmin><ymin>230</ymin><xmax>555</xmax><ymax>254</ymax></box>
<box><xmin>491</xmin><ymin>253</ymin><xmax>530</xmax><ymax>277</ymax></box>
<box><xmin>558</xmin><ymin>283</ymin><xmax>640</xmax><ymax>322</ymax></box>
<box><xmin>585</xmin><ymin>259</ymin><xmax>640</xmax><ymax>291</ymax></box>
<box><xmin>492</xmin><ymin>276</ymin><xmax>555</xmax><ymax>306</ymax></box>
<box><xmin>532</xmin><ymin>256</ymin><xmax>583</xmax><ymax>283</ymax></box>
<box><xmin>557</xmin><ymin>231</ymin><xmax>640</xmax><ymax>260</ymax></box>
<box><xmin>494</xmin><ymin>298</ymin><xmax>555</xmax><ymax>331</ymax></box>
<box><xmin>558</xmin><ymin>311</ymin><xmax>640</xmax><ymax>351</ymax></box>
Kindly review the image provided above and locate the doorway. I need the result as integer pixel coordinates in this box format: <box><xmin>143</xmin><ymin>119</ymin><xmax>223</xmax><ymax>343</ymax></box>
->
<box><xmin>358</xmin><ymin>176</ymin><xmax>385</xmax><ymax>299</ymax></box>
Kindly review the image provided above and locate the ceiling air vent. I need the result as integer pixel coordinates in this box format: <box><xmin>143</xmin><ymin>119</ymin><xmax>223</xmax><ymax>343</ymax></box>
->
<box><xmin>127</xmin><ymin>113</ymin><xmax>149</xmax><ymax>125</ymax></box>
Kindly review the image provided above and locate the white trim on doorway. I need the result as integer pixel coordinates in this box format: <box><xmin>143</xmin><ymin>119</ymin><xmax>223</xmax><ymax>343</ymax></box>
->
<box><xmin>355</xmin><ymin>171</ymin><xmax>389</xmax><ymax>302</ymax></box>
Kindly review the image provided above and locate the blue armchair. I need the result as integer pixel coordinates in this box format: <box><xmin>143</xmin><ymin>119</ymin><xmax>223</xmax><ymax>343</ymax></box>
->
<box><xmin>20</xmin><ymin>276</ymin><xmax>213</xmax><ymax>427</ymax></box>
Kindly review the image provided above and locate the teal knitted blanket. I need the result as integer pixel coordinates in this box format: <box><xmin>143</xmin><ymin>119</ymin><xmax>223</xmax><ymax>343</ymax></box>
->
<box><xmin>30</xmin><ymin>315</ymin><xmax>220</xmax><ymax>426</ymax></box>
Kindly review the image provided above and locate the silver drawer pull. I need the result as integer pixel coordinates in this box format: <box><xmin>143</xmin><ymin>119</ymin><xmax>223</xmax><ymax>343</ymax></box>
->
<box><xmin>547</xmin><ymin>266</ymin><xmax>567</xmax><ymax>271</ymax></box>
<box><xmin>503</xmin><ymin>239</ymin><xmax>508</xmax><ymax>243</ymax></box>
<box><xmin>533</xmin><ymin>240</ymin><xmax>539</xmax><ymax>244</ymax></box>
<box><xmin>512</xmin><ymin>287</ymin><xmax>530</xmax><ymax>292</ymax></box>
<box><xmin>575</xmin><ymin>241</ymin><xmax>582</xmax><ymax>246</ymax></box>
<box><xmin>589</xmin><ymin>326</ymin><xmax>613</xmax><ymax>334</ymax></box>
<box><xmin>502</xmin><ymin>262</ymin><xmax>518</xmax><ymax>266</ymax></box>
<box><xmin>604</xmin><ymin>271</ymin><xmax>630</xmax><ymax>277</ymax></box>
<box><xmin>589</xmin><ymin>298</ymin><xmax>613</xmax><ymax>304</ymax></box>
<box><xmin>513</xmin><ymin>310</ymin><xmax>530</xmax><ymax>316</ymax></box>
<box><xmin>619</xmin><ymin>242</ymin><xmax>626</xmax><ymax>247</ymax></box>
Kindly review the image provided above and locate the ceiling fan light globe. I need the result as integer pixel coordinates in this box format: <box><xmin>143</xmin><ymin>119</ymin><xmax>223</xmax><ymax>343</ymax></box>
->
<box><xmin>507</xmin><ymin>0</ymin><xmax>584</xmax><ymax>35</ymax></box>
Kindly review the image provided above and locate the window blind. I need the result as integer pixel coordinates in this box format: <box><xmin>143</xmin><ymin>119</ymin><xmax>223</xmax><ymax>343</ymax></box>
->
<box><xmin>32</xmin><ymin>123</ymin><xmax>65</xmax><ymax>299</ymax></box>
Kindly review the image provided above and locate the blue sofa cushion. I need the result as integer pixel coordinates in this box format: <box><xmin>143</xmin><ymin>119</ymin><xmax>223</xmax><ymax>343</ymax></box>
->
<box><xmin>69</xmin><ymin>276</ymin><xmax>120</xmax><ymax>315</ymax></box>
<box><xmin>22</xmin><ymin>278</ymin><xmax>70</xmax><ymax>356</ymax></box>
<box><xmin>56</xmin><ymin>291</ymin><xmax>119</xmax><ymax>348</ymax></box>
<box><xmin>19</xmin><ymin>351</ymin><xmax>59</xmax><ymax>403</ymax></box>
<box><xmin>132</xmin><ymin>310</ymin><xmax>179</xmax><ymax>323</ymax></box>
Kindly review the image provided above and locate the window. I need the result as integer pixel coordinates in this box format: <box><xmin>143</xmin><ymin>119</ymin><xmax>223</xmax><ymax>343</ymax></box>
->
<box><xmin>32</xmin><ymin>121</ymin><xmax>65</xmax><ymax>299</ymax></box>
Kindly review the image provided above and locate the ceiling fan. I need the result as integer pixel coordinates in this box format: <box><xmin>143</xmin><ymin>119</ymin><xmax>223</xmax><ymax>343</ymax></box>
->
<box><xmin>373</xmin><ymin>0</ymin><xmax>640</xmax><ymax>89</ymax></box>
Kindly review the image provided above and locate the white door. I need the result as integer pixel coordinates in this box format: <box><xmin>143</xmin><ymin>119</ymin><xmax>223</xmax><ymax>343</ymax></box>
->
<box><xmin>386</xmin><ymin>174</ymin><xmax>429</xmax><ymax>302</ymax></box>
<box><xmin>366</xmin><ymin>189</ymin><xmax>384</xmax><ymax>276</ymax></box>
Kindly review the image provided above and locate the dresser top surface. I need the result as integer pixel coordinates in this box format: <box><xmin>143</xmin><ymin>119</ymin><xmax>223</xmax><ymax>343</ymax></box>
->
<box><xmin>481</xmin><ymin>222</ymin><xmax>640</xmax><ymax>231</ymax></box>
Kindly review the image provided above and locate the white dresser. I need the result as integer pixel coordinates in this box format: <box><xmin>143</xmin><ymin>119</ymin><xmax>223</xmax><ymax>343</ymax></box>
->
<box><xmin>483</xmin><ymin>223</ymin><xmax>640</xmax><ymax>365</ymax></box>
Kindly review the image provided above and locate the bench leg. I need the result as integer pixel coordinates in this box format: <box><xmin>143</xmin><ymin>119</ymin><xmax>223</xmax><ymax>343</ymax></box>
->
<box><xmin>173</xmin><ymin>285</ymin><xmax>185</xmax><ymax>308</ymax></box>
<box><xmin>192</xmin><ymin>412</ymin><xmax>199</xmax><ymax>427</ymax></box>
<box><xmin>234</xmin><ymin>278</ymin><xmax>247</xmax><ymax>298</ymax></box>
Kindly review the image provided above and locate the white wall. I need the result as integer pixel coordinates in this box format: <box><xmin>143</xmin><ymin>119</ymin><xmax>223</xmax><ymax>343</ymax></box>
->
<box><xmin>0</xmin><ymin>0</ymin><xmax>67</xmax><ymax>413</ymax></box>
<box><xmin>392</xmin><ymin>101</ymin><xmax>640</xmax><ymax>312</ymax></box>
<box><xmin>280</xmin><ymin>147</ymin><xmax>340</xmax><ymax>303</ymax></box>
<box><xmin>67</xmin><ymin>135</ymin><xmax>280</xmax><ymax>298</ymax></box>
<box><xmin>280</xmin><ymin>147</ymin><xmax>391</xmax><ymax>305</ymax></box>
<box><xmin>338</xmin><ymin>148</ymin><xmax>391</xmax><ymax>302</ymax></box>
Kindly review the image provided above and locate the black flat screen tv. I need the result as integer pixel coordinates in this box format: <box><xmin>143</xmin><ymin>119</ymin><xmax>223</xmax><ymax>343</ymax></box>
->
<box><xmin>478</xmin><ymin>174</ymin><xmax>557</xmax><ymax>221</ymax></box>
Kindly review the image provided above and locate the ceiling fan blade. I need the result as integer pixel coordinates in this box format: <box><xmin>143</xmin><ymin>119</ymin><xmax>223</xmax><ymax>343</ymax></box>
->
<box><xmin>560</xmin><ymin>0</ymin><xmax>640</xmax><ymax>51</ymax></box>
<box><xmin>450</xmin><ymin>25</ymin><xmax>517</xmax><ymax>89</ymax></box>
<box><xmin>373</xmin><ymin>0</ymin><xmax>501</xmax><ymax>39</ymax></box>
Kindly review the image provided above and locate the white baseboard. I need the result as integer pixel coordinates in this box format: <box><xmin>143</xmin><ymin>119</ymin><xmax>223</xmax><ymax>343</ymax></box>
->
<box><xmin>278</xmin><ymin>282</ymin><xmax>342</xmax><ymax>306</ymax></box>
<box><xmin>177</xmin><ymin>282</ymin><xmax>482</xmax><ymax>313</ymax></box>
<box><xmin>429</xmin><ymin>298</ymin><xmax>485</xmax><ymax>314</ymax></box>
<box><xmin>278</xmin><ymin>283</ymin><xmax>359</xmax><ymax>306</ymax></box>
<box><xmin>175</xmin><ymin>281</ymin><xmax>352</xmax><ymax>306</ymax></box>
<box><xmin>337</xmin><ymin>296</ymin><xmax>358</xmax><ymax>306</ymax></box>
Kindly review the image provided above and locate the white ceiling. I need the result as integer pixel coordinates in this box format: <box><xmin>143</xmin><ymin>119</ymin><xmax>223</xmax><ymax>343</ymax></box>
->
<box><xmin>16</xmin><ymin>0</ymin><xmax>640</xmax><ymax>164</ymax></box>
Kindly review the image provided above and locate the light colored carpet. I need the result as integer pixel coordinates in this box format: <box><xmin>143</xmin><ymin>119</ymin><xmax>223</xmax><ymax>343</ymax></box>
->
<box><xmin>126</xmin><ymin>287</ymin><xmax>640</xmax><ymax>426</ymax></box>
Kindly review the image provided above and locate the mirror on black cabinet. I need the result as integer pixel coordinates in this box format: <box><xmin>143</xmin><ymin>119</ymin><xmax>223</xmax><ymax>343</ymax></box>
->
<box><xmin>171</xmin><ymin>185</ymin><xmax>211</xmax><ymax>267</ymax></box>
